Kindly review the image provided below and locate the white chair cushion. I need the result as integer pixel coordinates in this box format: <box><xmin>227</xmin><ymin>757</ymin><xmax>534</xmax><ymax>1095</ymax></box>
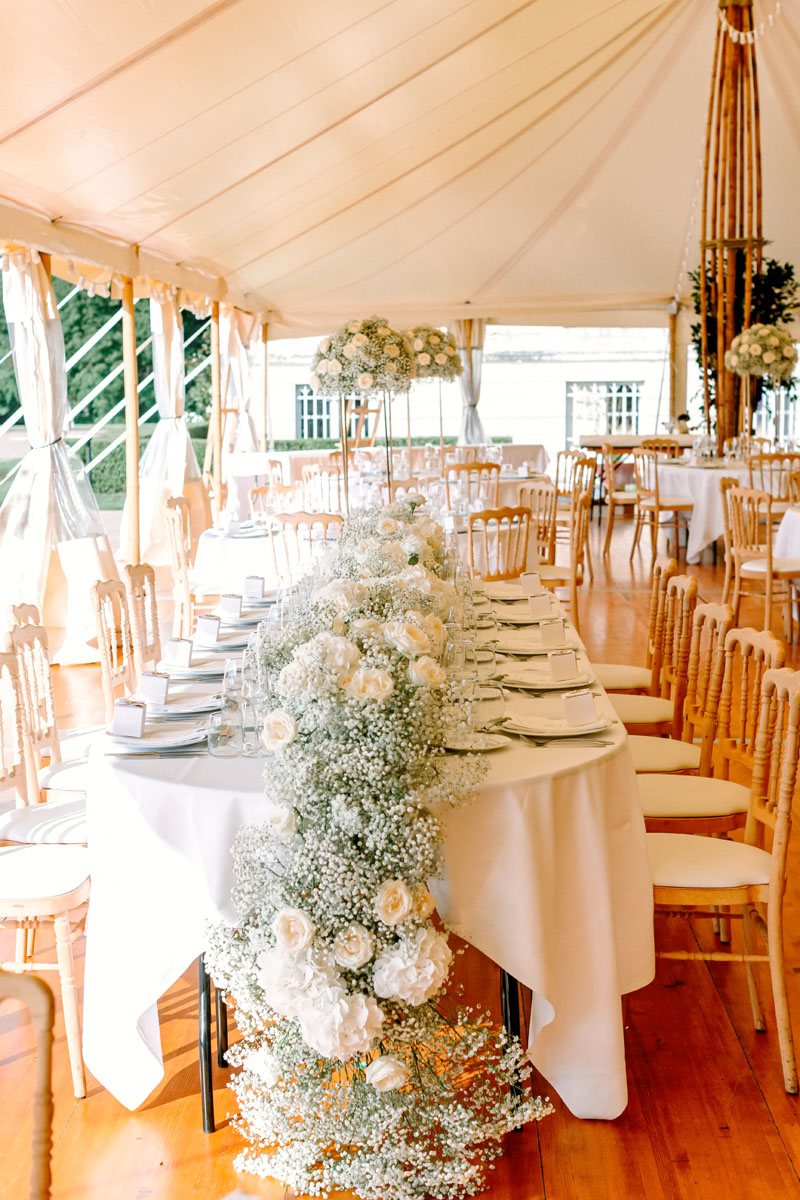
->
<box><xmin>640</xmin><ymin>496</ymin><xmax>694</xmax><ymax>510</ymax></box>
<box><xmin>647</xmin><ymin>832</ymin><xmax>771</xmax><ymax>889</ymax></box>
<box><xmin>38</xmin><ymin>759</ymin><xmax>90</xmax><ymax>794</ymax></box>
<box><xmin>637</xmin><ymin>774</ymin><xmax>749</xmax><ymax>819</ymax></box>
<box><xmin>611</xmin><ymin>694</ymin><xmax>673</xmax><ymax>726</ymax></box>
<box><xmin>593</xmin><ymin>662</ymin><xmax>652</xmax><ymax>691</ymax></box>
<box><xmin>0</xmin><ymin>844</ymin><xmax>90</xmax><ymax>901</ymax></box>
<box><xmin>0</xmin><ymin>796</ymin><xmax>88</xmax><ymax>845</ymax></box>
<box><xmin>740</xmin><ymin>557</ymin><xmax>800</xmax><ymax>575</ymax></box>
<box><xmin>57</xmin><ymin>725</ymin><xmax>105</xmax><ymax>762</ymax></box>
<box><xmin>629</xmin><ymin>735</ymin><xmax>701</xmax><ymax>773</ymax></box>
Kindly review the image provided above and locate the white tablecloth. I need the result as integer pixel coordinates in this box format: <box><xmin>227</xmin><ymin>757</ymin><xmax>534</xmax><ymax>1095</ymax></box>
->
<box><xmin>775</xmin><ymin>506</ymin><xmax>800</xmax><ymax>558</ymax></box>
<box><xmin>656</xmin><ymin>460</ymin><xmax>749</xmax><ymax>560</ymax></box>
<box><xmin>193</xmin><ymin>527</ymin><xmax>281</xmax><ymax>596</ymax></box>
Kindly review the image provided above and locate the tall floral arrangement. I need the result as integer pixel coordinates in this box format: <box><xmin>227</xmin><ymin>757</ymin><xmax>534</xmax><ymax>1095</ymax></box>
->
<box><xmin>206</xmin><ymin>499</ymin><xmax>552</xmax><ymax>1199</ymax></box>
<box><xmin>724</xmin><ymin>323</ymin><xmax>798</xmax><ymax>382</ymax></box>
<box><xmin>311</xmin><ymin>316</ymin><xmax>415</xmax><ymax>395</ymax></box>
<box><xmin>406</xmin><ymin>325</ymin><xmax>462</xmax><ymax>381</ymax></box>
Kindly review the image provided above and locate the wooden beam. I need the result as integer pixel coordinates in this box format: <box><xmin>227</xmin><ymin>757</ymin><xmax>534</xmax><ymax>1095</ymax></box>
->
<box><xmin>121</xmin><ymin>277</ymin><xmax>140</xmax><ymax>565</ymax></box>
<box><xmin>210</xmin><ymin>300</ymin><xmax>222</xmax><ymax>517</ymax></box>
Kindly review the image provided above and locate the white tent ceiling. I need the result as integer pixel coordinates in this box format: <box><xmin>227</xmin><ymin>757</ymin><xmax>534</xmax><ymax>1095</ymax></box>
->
<box><xmin>0</xmin><ymin>0</ymin><xmax>798</xmax><ymax>335</ymax></box>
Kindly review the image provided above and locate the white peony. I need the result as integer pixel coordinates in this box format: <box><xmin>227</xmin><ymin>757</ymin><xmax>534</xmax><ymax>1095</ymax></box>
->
<box><xmin>315</xmin><ymin>578</ymin><xmax>366</xmax><ymax>615</ymax></box>
<box><xmin>262</xmin><ymin>708</ymin><xmax>298</xmax><ymax>752</ymax></box>
<box><xmin>265</xmin><ymin>802</ymin><xmax>299</xmax><ymax>838</ymax></box>
<box><xmin>406</xmin><ymin>491</ymin><xmax>426</xmax><ymax>508</ymax></box>
<box><xmin>246</xmin><ymin>1047</ymin><xmax>281</xmax><ymax>1086</ymax></box>
<box><xmin>272</xmin><ymin>907</ymin><xmax>315</xmax><ymax>954</ymax></box>
<box><xmin>375</xmin><ymin>878</ymin><xmax>414</xmax><ymax>926</ymax></box>
<box><xmin>376</xmin><ymin>516</ymin><xmax>399</xmax><ymax>535</ymax></box>
<box><xmin>343</xmin><ymin>667</ymin><xmax>395</xmax><ymax>702</ymax></box>
<box><xmin>256</xmin><ymin>945</ymin><xmax>338</xmax><ymax>1019</ymax></box>
<box><xmin>333</xmin><ymin>923</ymin><xmax>374</xmax><ymax>969</ymax></box>
<box><xmin>383</xmin><ymin>619</ymin><xmax>429</xmax><ymax>657</ymax></box>
<box><xmin>373</xmin><ymin>927</ymin><xmax>452</xmax><ymax>1005</ymax></box>
<box><xmin>297</xmin><ymin>986</ymin><xmax>384</xmax><ymax>1060</ymax></box>
<box><xmin>314</xmin><ymin>631</ymin><xmax>362</xmax><ymax>672</ymax></box>
<box><xmin>408</xmin><ymin>655</ymin><xmax>446</xmax><ymax>687</ymax></box>
<box><xmin>366</xmin><ymin>1054</ymin><xmax>410</xmax><ymax>1092</ymax></box>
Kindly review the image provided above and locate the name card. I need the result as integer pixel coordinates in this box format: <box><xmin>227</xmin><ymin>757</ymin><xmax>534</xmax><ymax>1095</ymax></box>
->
<box><xmin>112</xmin><ymin>699</ymin><xmax>146</xmax><ymax>738</ymax></box>
<box><xmin>527</xmin><ymin>592</ymin><xmax>552</xmax><ymax>619</ymax></box>
<box><xmin>165</xmin><ymin>637</ymin><xmax>193</xmax><ymax>666</ymax></box>
<box><xmin>540</xmin><ymin>617</ymin><xmax>565</xmax><ymax>648</ymax></box>
<box><xmin>220</xmin><ymin>594</ymin><xmax>243</xmax><ymax>619</ymax></box>
<box><xmin>196</xmin><ymin>615</ymin><xmax>221</xmax><ymax>643</ymax></box>
<box><xmin>517</xmin><ymin>465</ymin><xmax>528</xmax><ymax>477</ymax></box>
<box><xmin>562</xmin><ymin>688</ymin><xmax>599</xmax><ymax>728</ymax></box>
<box><xmin>245</xmin><ymin>575</ymin><xmax>265</xmax><ymax>600</ymax></box>
<box><xmin>139</xmin><ymin>671</ymin><xmax>170</xmax><ymax>705</ymax></box>
<box><xmin>521</xmin><ymin>571</ymin><xmax>543</xmax><ymax>596</ymax></box>
<box><xmin>224</xmin><ymin>517</ymin><xmax>241</xmax><ymax>535</ymax></box>
<box><xmin>549</xmin><ymin>649</ymin><xmax>578</xmax><ymax>682</ymax></box>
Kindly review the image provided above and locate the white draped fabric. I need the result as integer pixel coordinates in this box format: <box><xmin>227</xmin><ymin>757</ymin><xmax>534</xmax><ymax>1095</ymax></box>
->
<box><xmin>221</xmin><ymin>305</ymin><xmax>261</xmax><ymax>448</ymax></box>
<box><xmin>0</xmin><ymin>251</ymin><xmax>117</xmax><ymax>662</ymax></box>
<box><xmin>452</xmin><ymin>318</ymin><xmax>487</xmax><ymax>445</ymax></box>
<box><xmin>120</xmin><ymin>294</ymin><xmax>210</xmax><ymax>564</ymax></box>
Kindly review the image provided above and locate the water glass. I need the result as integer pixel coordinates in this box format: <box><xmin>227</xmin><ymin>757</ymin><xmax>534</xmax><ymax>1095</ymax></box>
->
<box><xmin>208</xmin><ymin>709</ymin><xmax>243</xmax><ymax>757</ymax></box>
<box><xmin>474</xmin><ymin>685</ymin><xmax>505</xmax><ymax>730</ymax></box>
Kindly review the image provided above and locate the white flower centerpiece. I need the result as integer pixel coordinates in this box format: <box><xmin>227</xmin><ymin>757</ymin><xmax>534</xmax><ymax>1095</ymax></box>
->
<box><xmin>206</xmin><ymin>497</ymin><xmax>552</xmax><ymax>1200</ymax></box>
<box><xmin>406</xmin><ymin>324</ymin><xmax>462</xmax><ymax>466</ymax></box>
<box><xmin>724</xmin><ymin>323</ymin><xmax>798</xmax><ymax>440</ymax></box>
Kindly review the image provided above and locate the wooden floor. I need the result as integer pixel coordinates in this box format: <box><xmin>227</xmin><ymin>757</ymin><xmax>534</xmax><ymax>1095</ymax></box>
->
<box><xmin>3</xmin><ymin>514</ymin><xmax>800</xmax><ymax>1199</ymax></box>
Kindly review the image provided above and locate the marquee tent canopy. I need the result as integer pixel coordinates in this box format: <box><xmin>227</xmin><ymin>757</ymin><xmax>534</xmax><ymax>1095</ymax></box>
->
<box><xmin>1</xmin><ymin>0</ymin><xmax>799</xmax><ymax>335</ymax></box>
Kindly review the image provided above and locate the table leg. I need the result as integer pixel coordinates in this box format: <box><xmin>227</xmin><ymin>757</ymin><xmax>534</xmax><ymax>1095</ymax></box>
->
<box><xmin>216</xmin><ymin>987</ymin><xmax>229</xmax><ymax>1069</ymax></box>
<box><xmin>198</xmin><ymin>956</ymin><xmax>215</xmax><ymax>1134</ymax></box>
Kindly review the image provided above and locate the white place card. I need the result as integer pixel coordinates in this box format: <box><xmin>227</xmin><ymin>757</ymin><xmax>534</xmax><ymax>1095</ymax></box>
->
<box><xmin>139</xmin><ymin>671</ymin><xmax>170</xmax><ymax>705</ymax></box>
<box><xmin>165</xmin><ymin>637</ymin><xmax>193</xmax><ymax>666</ymax></box>
<box><xmin>517</xmin><ymin>464</ymin><xmax>528</xmax><ymax>476</ymax></box>
<box><xmin>562</xmin><ymin>688</ymin><xmax>599</xmax><ymax>727</ymax></box>
<box><xmin>521</xmin><ymin>571</ymin><xmax>543</xmax><ymax>596</ymax></box>
<box><xmin>112</xmin><ymin>699</ymin><xmax>146</xmax><ymax>738</ymax></box>
<box><xmin>549</xmin><ymin>648</ymin><xmax>578</xmax><ymax>682</ymax></box>
<box><xmin>220</xmin><ymin>593</ymin><xmax>243</xmax><ymax>619</ymax></box>
<box><xmin>224</xmin><ymin>517</ymin><xmax>241</xmax><ymax>535</ymax></box>
<box><xmin>527</xmin><ymin>592</ymin><xmax>552</xmax><ymax>618</ymax></box>
<box><xmin>196</xmin><ymin>614</ymin><xmax>221</xmax><ymax>643</ymax></box>
<box><xmin>244</xmin><ymin>575</ymin><xmax>265</xmax><ymax>600</ymax></box>
<box><xmin>540</xmin><ymin>617</ymin><xmax>565</xmax><ymax>647</ymax></box>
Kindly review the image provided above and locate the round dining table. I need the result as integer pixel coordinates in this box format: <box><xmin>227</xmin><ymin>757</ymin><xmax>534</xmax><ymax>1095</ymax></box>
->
<box><xmin>655</xmin><ymin>458</ymin><xmax>750</xmax><ymax>561</ymax></box>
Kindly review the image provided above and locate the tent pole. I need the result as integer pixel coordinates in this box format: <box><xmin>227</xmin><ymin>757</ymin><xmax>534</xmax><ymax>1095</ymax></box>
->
<box><xmin>210</xmin><ymin>300</ymin><xmax>222</xmax><ymax>517</ymax></box>
<box><xmin>121</xmin><ymin>277</ymin><xmax>140</xmax><ymax>565</ymax></box>
<box><xmin>261</xmin><ymin>321</ymin><xmax>270</xmax><ymax>453</ymax></box>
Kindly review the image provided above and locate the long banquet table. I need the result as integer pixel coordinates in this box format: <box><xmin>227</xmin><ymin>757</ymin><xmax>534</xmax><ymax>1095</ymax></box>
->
<box><xmin>81</xmin><ymin>596</ymin><xmax>654</xmax><ymax>1120</ymax></box>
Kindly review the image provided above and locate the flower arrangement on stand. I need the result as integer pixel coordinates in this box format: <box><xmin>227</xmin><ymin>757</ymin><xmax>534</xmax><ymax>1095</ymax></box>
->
<box><xmin>406</xmin><ymin>326</ymin><xmax>462</xmax><ymax>469</ymax></box>
<box><xmin>206</xmin><ymin>498</ymin><xmax>552</xmax><ymax>1200</ymax></box>
<box><xmin>724</xmin><ymin>323</ymin><xmax>798</xmax><ymax>441</ymax></box>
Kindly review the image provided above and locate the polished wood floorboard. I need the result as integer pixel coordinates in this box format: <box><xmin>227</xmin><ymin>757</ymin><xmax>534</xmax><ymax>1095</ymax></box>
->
<box><xmin>2</xmin><ymin>514</ymin><xmax>800</xmax><ymax>1198</ymax></box>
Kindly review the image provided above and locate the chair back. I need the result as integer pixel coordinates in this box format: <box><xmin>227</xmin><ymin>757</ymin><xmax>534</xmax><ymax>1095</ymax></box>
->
<box><xmin>445</xmin><ymin>462</ymin><xmax>500</xmax><ymax>510</ymax></box>
<box><xmin>266</xmin><ymin>458</ymin><xmax>284</xmax><ymax>485</ymax></box>
<box><xmin>640</xmin><ymin>437</ymin><xmax>681</xmax><ymax>459</ymax></box>
<box><xmin>90</xmin><ymin>579</ymin><xmax>136</xmax><ymax>722</ymax></box>
<box><xmin>248</xmin><ymin>484</ymin><xmax>272</xmax><ymax>518</ymax></box>
<box><xmin>747</xmin><ymin>452</ymin><xmax>800</xmax><ymax>501</ymax></box>
<box><xmin>0</xmin><ymin>970</ymin><xmax>53</xmax><ymax>1200</ymax></box>
<box><xmin>789</xmin><ymin>469</ymin><xmax>800</xmax><ymax>505</ymax></box>
<box><xmin>9</xmin><ymin>603</ymin><xmax>41</xmax><ymax>627</ymax></box>
<box><xmin>728</xmin><ymin>486</ymin><xmax>772</xmax><ymax>563</ymax></box>
<box><xmin>554</xmin><ymin>449</ymin><xmax>585</xmax><ymax>498</ymax></box>
<box><xmin>468</xmin><ymin>507</ymin><xmax>531</xmax><ymax>581</ymax></box>
<box><xmin>632</xmin><ymin>448</ymin><xmax>659</xmax><ymax>504</ymax></box>
<box><xmin>746</xmin><ymin>668</ymin><xmax>800</xmax><ymax>880</ymax></box>
<box><xmin>682</xmin><ymin>601</ymin><xmax>735</xmax><ymax>768</ymax></box>
<box><xmin>601</xmin><ymin>442</ymin><xmax>634</xmax><ymax>502</ymax></box>
<box><xmin>519</xmin><ymin>480</ymin><xmax>557</xmax><ymax>564</ymax></box>
<box><xmin>6</xmin><ymin>624</ymin><xmax>60</xmax><ymax>771</ymax></box>
<box><xmin>645</xmin><ymin>557</ymin><xmax>678</xmax><ymax>677</ymax></box>
<box><xmin>384</xmin><ymin>477</ymin><xmax>421</xmax><ymax>502</ymax></box>
<box><xmin>123</xmin><ymin>563</ymin><xmax>161</xmax><ymax>680</ymax></box>
<box><xmin>715</xmin><ymin>626</ymin><xmax>785</xmax><ymax>782</ymax></box>
<box><xmin>719</xmin><ymin>474</ymin><xmax>738</xmax><ymax>557</ymax></box>
<box><xmin>270</xmin><ymin>512</ymin><xmax>344</xmax><ymax>580</ymax></box>
<box><xmin>0</xmin><ymin>652</ymin><xmax>33</xmax><ymax>806</ymax></box>
<box><xmin>165</xmin><ymin>499</ymin><xmax>194</xmax><ymax>639</ymax></box>
<box><xmin>660</xmin><ymin>574</ymin><xmax>699</xmax><ymax>735</ymax></box>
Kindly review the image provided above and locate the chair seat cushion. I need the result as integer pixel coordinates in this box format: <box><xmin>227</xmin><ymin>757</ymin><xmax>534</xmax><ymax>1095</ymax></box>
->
<box><xmin>38</xmin><ymin>759</ymin><xmax>90</xmax><ymax>794</ymax></box>
<box><xmin>740</xmin><ymin>557</ymin><xmax>800</xmax><ymax>576</ymax></box>
<box><xmin>593</xmin><ymin>662</ymin><xmax>652</xmax><ymax>691</ymax></box>
<box><xmin>640</xmin><ymin>497</ymin><xmax>694</xmax><ymax>511</ymax></box>
<box><xmin>0</xmin><ymin>844</ymin><xmax>90</xmax><ymax>902</ymax></box>
<box><xmin>610</xmin><ymin>491</ymin><xmax>637</xmax><ymax>504</ymax></box>
<box><xmin>647</xmin><ymin>832</ymin><xmax>771</xmax><ymax>888</ymax></box>
<box><xmin>638</xmin><ymin>774</ymin><xmax>749</xmax><ymax>819</ymax></box>
<box><xmin>611</xmin><ymin>694</ymin><xmax>673</xmax><ymax>726</ymax></box>
<box><xmin>629</xmin><ymin>735</ymin><xmax>701</xmax><ymax>773</ymax></box>
<box><xmin>0</xmin><ymin>796</ymin><xmax>88</xmax><ymax>845</ymax></box>
<box><xmin>57</xmin><ymin>725</ymin><xmax>106</xmax><ymax>762</ymax></box>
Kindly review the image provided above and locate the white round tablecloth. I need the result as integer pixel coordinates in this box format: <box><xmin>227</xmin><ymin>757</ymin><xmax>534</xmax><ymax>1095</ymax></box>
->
<box><xmin>192</xmin><ymin>527</ymin><xmax>281</xmax><ymax>596</ymax></box>
<box><xmin>775</xmin><ymin>506</ymin><xmax>800</xmax><ymax>558</ymax></box>
<box><xmin>656</xmin><ymin>460</ymin><xmax>749</xmax><ymax>560</ymax></box>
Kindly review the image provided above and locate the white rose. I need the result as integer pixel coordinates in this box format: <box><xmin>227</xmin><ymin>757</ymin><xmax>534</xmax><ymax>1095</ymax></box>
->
<box><xmin>429</xmin><ymin>333</ymin><xmax>441</xmax><ymax>345</ymax></box>
<box><xmin>273</xmin><ymin>907</ymin><xmax>315</xmax><ymax>954</ymax></box>
<box><xmin>373</xmin><ymin>927</ymin><xmax>452</xmax><ymax>1005</ymax></box>
<box><xmin>769</xmin><ymin>336</ymin><xmax>780</xmax><ymax>347</ymax></box>
<box><xmin>385</xmin><ymin>343</ymin><xmax>400</xmax><ymax>357</ymax></box>
<box><xmin>348</xmin><ymin>321</ymin><xmax>362</xmax><ymax>333</ymax></box>
<box><xmin>383</xmin><ymin>619</ymin><xmax>429</xmax><ymax>657</ymax></box>
<box><xmin>318</xmin><ymin>632</ymin><xmax>362</xmax><ymax>672</ymax></box>
<box><xmin>333</xmin><ymin>923</ymin><xmax>374</xmax><ymax>969</ymax></box>
<box><xmin>344</xmin><ymin>667</ymin><xmax>395</xmax><ymax>702</ymax></box>
<box><xmin>785</xmin><ymin>345</ymin><xmax>796</xmax><ymax>357</ymax></box>
<box><xmin>406</xmin><ymin>491</ymin><xmax>426</xmax><ymax>507</ymax></box>
<box><xmin>342</xmin><ymin>341</ymin><xmax>358</xmax><ymax>359</ymax></box>
<box><xmin>365</xmin><ymin>1054</ymin><xmax>410</xmax><ymax>1092</ymax></box>
<box><xmin>358</xmin><ymin>372</ymin><xmax>374</xmax><ymax>389</ymax></box>
<box><xmin>728</xmin><ymin>353</ymin><xmax>739</xmax><ymax>367</ymax></box>
<box><xmin>413</xmin><ymin>337</ymin><xmax>425</xmax><ymax>351</ymax></box>
<box><xmin>377</xmin><ymin>325</ymin><xmax>391</xmax><ymax>336</ymax></box>
<box><xmin>421</xmin><ymin>613</ymin><xmax>445</xmax><ymax>655</ymax></box>
<box><xmin>265</xmin><ymin>803</ymin><xmax>299</xmax><ymax>838</ymax></box>
<box><xmin>763</xmin><ymin>352</ymin><xmax>776</xmax><ymax>364</ymax></box>
<box><xmin>310</xmin><ymin>374</ymin><xmax>321</xmax><ymax>391</ymax></box>
<box><xmin>750</xmin><ymin>344</ymin><xmax>762</xmax><ymax>356</ymax></box>
<box><xmin>246</xmin><ymin>1047</ymin><xmax>281</xmax><ymax>1085</ymax></box>
<box><xmin>262</xmin><ymin>708</ymin><xmax>298</xmax><ymax>752</ymax></box>
<box><xmin>353</xmin><ymin>331</ymin><xmax>368</xmax><ymax>345</ymax></box>
<box><xmin>328</xmin><ymin>358</ymin><xmax>343</xmax><ymax>375</ymax></box>
<box><xmin>350</xmin><ymin>616</ymin><xmax>382</xmax><ymax>640</ymax></box>
<box><xmin>375</xmin><ymin>878</ymin><xmax>414</xmax><ymax>926</ymax></box>
<box><xmin>317</xmin><ymin>359</ymin><xmax>328</xmax><ymax>375</ymax></box>
<box><xmin>315</xmin><ymin>579</ymin><xmax>365</xmax><ymax>615</ymax></box>
<box><xmin>408</xmin><ymin>655</ymin><xmax>446</xmax><ymax>687</ymax></box>
<box><xmin>417</xmin><ymin>352</ymin><xmax>431</xmax><ymax>366</ymax></box>
<box><xmin>298</xmin><ymin>986</ymin><xmax>384</xmax><ymax>1060</ymax></box>
<box><xmin>318</xmin><ymin>336</ymin><xmax>331</xmax><ymax>353</ymax></box>
<box><xmin>446</xmin><ymin>345</ymin><xmax>456</xmax><ymax>356</ymax></box>
<box><xmin>435</xmin><ymin>353</ymin><xmax>447</xmax><ymax>365</ymax></box>
<box><xmin>377</xmin><ymin>516</ymin><xmax>399</xmax><ymax>535</ymax></box>
<box><xmin>414</xmin><ymin>885</ymin><xmax>437</xmax><ymax>920</ymax></box>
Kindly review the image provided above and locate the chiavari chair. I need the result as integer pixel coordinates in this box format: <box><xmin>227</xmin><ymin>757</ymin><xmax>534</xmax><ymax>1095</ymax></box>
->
<box><xmin>601</xmin><ymin>442</ymin><xmax>638</xmax><ymax>557</ymax></box>
<box><xmin>630</xmin><ymin>447</ymin><xmax>694</xmax><ymax>562</ymax></box>
<box><xmin>165</xmin><ymin>497</ymin><xmax>195</xmax><ymax>640</ymax></box>
<box><xmin>594</xmin><ymin>558</ymin><xmax>677</xmax><ymax>695</ymax></box>
<box><xmin>123</xmin><ymin>563</ymin><xmax>161</xmax><ymax>682</ymax></box>
<box><xmin>718</xmin><ymin>475</ymin><xmax>738</xmax><ymax>605</ymax></box>
<box><xmin>728</xmin><ymin>486</ymin><xmax>800</xmax><ymax>640</ymax></box>
<box><xmin>640</xmin><ymin>437</ymin><xmax>681</xmax><ymax>458</ymax></box>
<box><xmin>384</xmin><ymin>477</ymin><xmax>422</xmax><ymax>502</ymax></box>
<box><xmin>538</xmin><ymin>491</ymin><xmax>591</xmax><ymax>632</ymax></box>
<box><xmin>519</xmin><ymin>480</ymin><xmax>557</xmax><ymax>565</ymax></box>
<box><xmin>270</xmin><ymin>512</ymin><xmax>344</xmax><ymax>581</ymax></box>
<box><xmin>90</xmin><ymin>580</ymin><xmax>136</xmax><ymax>723</ymax></box>
<box><xmin>467</xmin><ymin>507</ymin><xmax>531</xmax><ymax>581</ymax></box>
<box><xmin>747</xmin><ymin>451</ymin><xmax>800</xmax><ymax>521</ymax></box>
<box><xmin>445</xmin><ymin>462</ymin><xmax>500</xmax><ymax>510</ymax></box>
<box><xmin>9</xmin><ymin>603</ymin><xmax>41</xmax><ymax>627</ymax></box>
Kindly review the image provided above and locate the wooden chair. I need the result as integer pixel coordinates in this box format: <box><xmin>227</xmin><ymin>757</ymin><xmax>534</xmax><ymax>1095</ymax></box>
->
<box><xmin>719</xmin><ymin>475</ymin><xmax>738</xmax><ymax>605</ymax></box>
<box><xmin>728</xmin><ymin>486</ymin><xmax>800</xmax><ymax>640</ymax></box>
<box><xmin>165</xmin><ymin>498</ymin><xmax>195</xmax><ymax>639</ymax></box>
<box><xmin>640</xmin><ymin>437</ymin><xmax>681</xmax><ymax>458</ymax></box>
<box><xmin>789</xmin><ymin>468</ymin><xmax>800</xmax><ymax>505</ymax></box>
<box><xmin>445</xmin><ymin>462</ymin><xmax>500</xmax><ymax>510</ymax></box>
<box><xmin>270</xmin><ymin>512</ymin><xmax>344</xmax><ymax>580</ymax></box>
<box><xmin>554</xmin><ymin>454</ymin><xmax>596</xmax><ymax>581</ymax></box>
<box><xmin>594</xmin><ymin>558</ymin><xmax>678</xmax><ymax>695</ymax></box>
<box><xmin>748</xmin><ymin>452</ymin><xmax>800</xmax><ymax>522</ymax></box>
<box><xmin>9</xmin><ymin>603</ymin><xmax>41</xmax><ymax>627</ymax></box>
<box><xmin>123</xmin><ymin>563</ymin><xmax>161</xmax><ymax>681</ymax></box>
<box><xmin>248</xmin><ymin>484</ymin><xmax>272</xmax><ymax>519</ymax></box>
<box><xmin>553</xmin><ymin>448</ymin><xmax>586</xmax><ymax>501</ymax></box>
<box><xmin>538</xmin><ymin>491</ymin><xmax>591</xmax><ymax>632</ymax></box>
<box><xmin>601</xmin><ymin>442</ymin><xmax>638</xmax><ymax>557</ymax></box>
<box><xmin>519</xmin><ymin>480</ymin><xmax>557</xmax><ymax>565</ymax></box>
<box><xmin>467</xmin><ymin>506</ymin><xmax>531</xmax><ymax>581</ymax></box>
<box><xmin>648</xmin><ymin>665</ymin><xmax>800</xmax><ymax>1094</ymax></box>
<box><xmin>90</xmin><ymin>580</ymin><xmax>136</xmax><ymax>723</ymax></box>
<box><xmin>384</xmin><ymin>477</ymin><xmax>422</xmax><ymax>502</ymax></box>
<box><xmin>0</xmin><ymin>970</ymin><xmax>54</xmax><ymax>1198</ymax></box>
<box><xmin>630</xmin><ymin>448</ymin><xmax>694</xmax><ymax>563</ymax></box>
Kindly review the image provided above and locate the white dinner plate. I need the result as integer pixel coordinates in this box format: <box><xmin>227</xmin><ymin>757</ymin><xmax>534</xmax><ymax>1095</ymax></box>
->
<box><xmin>214</xmin><ymin>600</ymin><xmax>276</xmax><ymax>625</ymax></box>
<box><xmin>192</xmin><ymin>630</ymin><xmax>251</xmax><ymax>652</ymax></box>
<box><xmin>494</xmin><ymin>634</ymin><xmax>580</xmax><ymax>656</ymax></box>
<box><xmin>105</xmin><ymin>719</ymin><xmax>208</xmax><ymax>751</ymax></box>
<box><xmin>484</xmin><ymin>582</ymin><xmax>527</xmax><ymax>601</ymax></box>
<box><xmin>503</xmin><ymin>716</ymin><xmax>613</xmax><ymax>738</ymax></box>
<box><xmin>157</xmin><ymin>653</ymin><xmax>227</xmax><ymax>679</ymax></box>
<box><xmin>443</xmin><ymin>732</ymin><xmax>511</xmax><ymax>752</ymax></box>
<box><xmin>499</xmin><ymin>669</ymin><xmax>596</xmax><ymax>691</ymax></box>
<box><xmin>494</xmin><ymin>605</ymin><xmax>558</xmax><ymax>626</ymax></box>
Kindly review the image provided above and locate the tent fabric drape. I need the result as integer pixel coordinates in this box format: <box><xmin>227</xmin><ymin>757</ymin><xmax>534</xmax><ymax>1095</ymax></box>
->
<box><xmin>120</xmin><ymin>293</ymin><xmax>211</xmax><ymax>564</ymax></box>
<box><xmin>0</xmin><ymin>250</ymin><xmax>117</xmax><ymax>663</ymax></box>
<box><xmin>453</xmin><ymin>318</ymin><xmax>487</xmax><ymax>444</ymax></box>
<box><xmin>220</xmin><ymin>306</ymin><xmax>265</xmax><ymax>516</ymax></box>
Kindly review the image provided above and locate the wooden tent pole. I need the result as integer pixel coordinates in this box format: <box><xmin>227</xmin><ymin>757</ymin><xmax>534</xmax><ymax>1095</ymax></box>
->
<box><xmin>121</xmin><ymin>277</ymin><xmax>140</xmax><ymax>565</ymax></box>
<box><xmin>668</xmin><ymin>307</ymin><xmax>678</xmax><ymax>420</ymax></box>
<box><xmin>210</xmin><ymin>300</ymin><xmax>222</xmax><ymax>517</ymax></box>
<box><xmin>261</xmin><ymin>321</ymin><xmax>269</xmax><ymax>452</ymax></box>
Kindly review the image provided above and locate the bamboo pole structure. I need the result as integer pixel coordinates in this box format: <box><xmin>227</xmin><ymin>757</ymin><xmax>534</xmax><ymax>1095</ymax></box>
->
<box><xmin>700</xmin><ymin>0</ymin><xmax>763</xmax><ymax>451</ymax></box>
<box><xmin>121</xmin><ymin>277</ymin><xmax>140</xmax><ymax>564</ymax></box>
<box><xmin>210</xmin><ymin>300</ymin><xmax>222</xmax><ymax>517</ymax></box>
